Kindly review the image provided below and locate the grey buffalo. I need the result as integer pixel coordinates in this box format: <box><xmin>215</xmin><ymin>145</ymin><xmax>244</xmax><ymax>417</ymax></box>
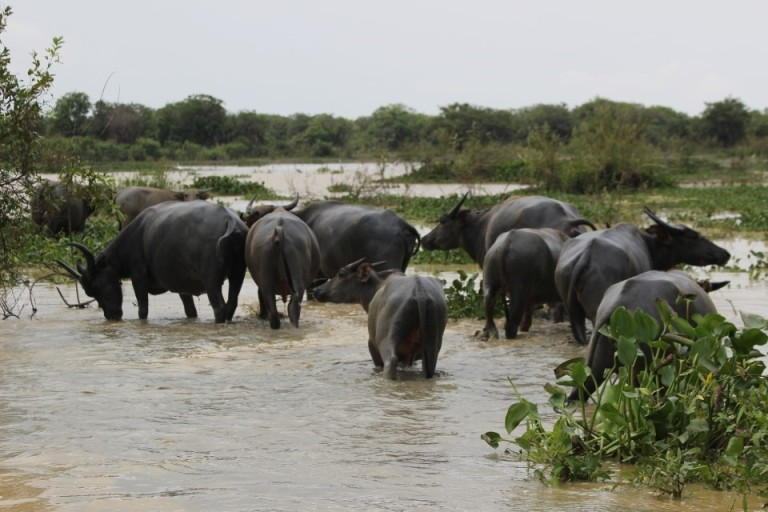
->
<box><xmin>421</xmin><ymin>194</ymin><xmax>596</xmax><ymax>268</ymax></box>
<box><xmin>481</xmin><ymin>228</ymin><xmax>570</xmax><ymax>340</ymax></box>
<box><xmin>31</xmin><ymin>180</ymin><xmax>94</xmax><ymax>235</ymax></box>
<box><xmin>313</xmin><ymin>259</ymin><xmax>447</xmax><ymax>379</ymax></box>
<box><xmin>555</xmin><ymin>208</ymin><xmax>731</xmax><ymax>345</ymax></box>
<box><xmin>245</xmin><ymin>208</ymin><xmax>320</xmax><ymax>329</ymax></box>
<box><xmin>115</xmin><ymin>186</ymin><xmax>212</xmax><ymax>228</ymax></box>
<box><xmin>56</xmin><ymin>201</ymin><xmax>248</xmax><ymax>323</ymax></box>
<box><xmin>294</xmin><ymin>201</ymin><xmax>421</xmax><ymax>281</ymax></box>
<box><xmin>570</xmin><ymin>270</ymin><xmax>726</xmax><ymax>401</ymax></box>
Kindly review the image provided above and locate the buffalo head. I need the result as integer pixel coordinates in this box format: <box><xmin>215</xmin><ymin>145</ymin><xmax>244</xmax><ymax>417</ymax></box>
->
<box><xmin>313</xmin><ymin>258</ymin><xmax>389</xmax><ymax>305</ymax></box>
<box><xmin>421</xmin><ymin>192</ymin><xmax>469</xmax><ymax>251</ymax></box>
<box><xmin>242</xmin><ymin>194</ymin><xmax>299</xmax><ymax>227</ymax></box>
<box><xmin>56</xmin><ymin>243</ymin><xmax>123</xmax><ymax>320</ymax></box>
<box><xmin>643</xmin><ymin>207</ymin><xmax>731</xmax><ymax>268</ymax></box>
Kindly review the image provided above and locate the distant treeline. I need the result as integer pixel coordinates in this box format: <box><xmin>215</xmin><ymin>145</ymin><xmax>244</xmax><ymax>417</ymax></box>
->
<box><xmin>38</xmin><ymin>93</ymin><xmax>768</xmax><ymax>193</ymax></box>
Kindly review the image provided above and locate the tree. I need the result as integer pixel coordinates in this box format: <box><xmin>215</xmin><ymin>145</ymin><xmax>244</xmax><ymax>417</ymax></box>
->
<box><xmin>700</xmin><ymin>97</ymin><xmax>750</xmax><ymax>147</ymax></box>
<box><xmin>156</xmin><ymin>94</ymin><xmax>226</xmax><ymax>146</ymax></box>
<box><xmin>90</xmin><ymin>100</ymin><xmax>151</xmax><ymax>144</ymax></box>
<box><xmin>50</xmin><ymin>91</ymin><xmax>91</xmax><ymax>136</ymax></box>
<box><xmin>0</xmin><ymin>7</ymin><xmax>61</xmax><ymax>313</ymax></box>
<box><xmin>363</xmin><ymin>104</ymin><xmax>428</xmax><ymax>152</ymax></box>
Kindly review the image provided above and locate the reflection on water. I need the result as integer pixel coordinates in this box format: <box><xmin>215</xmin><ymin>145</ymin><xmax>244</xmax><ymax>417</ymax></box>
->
<box><xmin>1</xmin><ymin>269</ymin><xmax>766</xmax><ymax>511</ymax></box>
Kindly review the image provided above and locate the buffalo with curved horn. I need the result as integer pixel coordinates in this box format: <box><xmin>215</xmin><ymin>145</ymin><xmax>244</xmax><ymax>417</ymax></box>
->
<box><xmin>242</xmin><ymin>194</ymin><xmax>299</xmax><ymax>227</ymax></box>
<box><xmin>555</xmin><ymin>207</ymin><xmax>731</xmax><ymax>345</ymax></box>
<box><xmin>56</xmin><ymin>201</ymin><xmax>248</xmax><ymax>322</ymax></box>
<box><xmin>421</xmin><ymin>194</ymin><xmax>596</xmax><ymax>268</ymax></box>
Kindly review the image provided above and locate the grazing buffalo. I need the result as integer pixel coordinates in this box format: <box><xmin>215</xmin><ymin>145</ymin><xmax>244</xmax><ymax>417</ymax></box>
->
<box><xmin>481</xmin><ymin>228</ymin><xmax>569</xmax><ymax>340</ymax></box>
<box><xmin>241</xmin><ymin>194</ymin><xmax>299</xmax><ymax>227</ymax></box>
<box><xmin>421</xmin><ymin>194</ymin><xmax>596</xmax><ymax>268</ymax></box>
<box><xmin>31</xmin><ymin>180</ymin><xmax>94</xmax><ymax>235</ymax></box>
<box><xmin>245</xmin><ymin>208</ymin><xmax>320</xmax><ymax>329</ymax></box>
<box><xmin>115</xmin><ymin>186</ymin><xmax>212</xmax><ymax>228</ymax></box>
<box><xmin>313</xmin><ymin>259</ymin><xmax>447</xmax><ymax>379</ymax></box>
<box><xmin>56</xmin><ymin>201</ymin><xmax>248</xmax><ymax>322</ymax></box>
<box><xmin>294</xmin><ymin>201</ymin><xmax>421</xmax><ymax>281</ymax></box>
<box><xmin>569</xmin><ymin>270</ymin><xmax>727</xmax><ymax>401</ymax></box>
<box><xmin>555</xmin><ymin>208</ymin><xmax>731</xmax><ymax>345</ymax></box>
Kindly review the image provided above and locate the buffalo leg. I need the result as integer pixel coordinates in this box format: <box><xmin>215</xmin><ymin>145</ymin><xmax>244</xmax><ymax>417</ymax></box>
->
<box><xmin>179</xmin><ymin>294</ymin><xmax>198</xmax><ymax>318</ymax></box>
<box><xmin>480</xmin><ymin>285</ymin><xmax>500</xmax><ymax>340</ymax></box>
<box><xmin>504</xmin><ymin>293</ymin><xmax>527</xmax><ymax>339</ymax></box>
<box><xmin>225</xmin><ymin>263</ymin><xmax>246</xmax><ymax>322</ymax></box>
<box><xmin>287</xmin><ymin>291</ymin><xmax>301</xmax><ymax>328</ymax></box>
<box><xmin>520</xmin><ymin>305</ymin><xmax>533</xmax><ymax>332</ymax></box>
<box><xmin>568</xmin><ymin>303</ymin><xmax>589</xmax><ymax>345</ymax></box>
<box><xmin>206</xmin><ymin>289</ymin><xmax>227</xmax><ymax>324</ymax></box>
<box><xmin>267</xmin><ymin>295</ymin><xmax>281</xmax><ymax>329</ymax></box>
<box><xmin>132</xmin><ymin>282</ymin><xmax>150</xmax><ymax>320</ymax></box>
<box><xmin>368</xmin><ymin>339</ymin><xmax>384</xmax><ymax>368</ymax></box>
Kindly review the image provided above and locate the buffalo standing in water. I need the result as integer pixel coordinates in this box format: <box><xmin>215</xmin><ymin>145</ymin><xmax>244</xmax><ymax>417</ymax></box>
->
<box><xmin>56</xmin><ymin>201</ymin><xmax>247</xmax><ymax>323</ymax></box>
<box><xmin>313</xmin><ymin>259</ymin><xmax>447</xmax><ymax>379</ymax></box>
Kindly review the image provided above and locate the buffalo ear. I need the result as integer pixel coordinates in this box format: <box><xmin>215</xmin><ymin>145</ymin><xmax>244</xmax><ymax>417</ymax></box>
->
<box><xmin>358</xmin><ymin>263</ymin><xmax>373</xmax><ymax>283</ymax></box>
<box><xmin>646</xmin><ymin>224</ymin><xmax>673</xmax><ymax>244</ymax></box>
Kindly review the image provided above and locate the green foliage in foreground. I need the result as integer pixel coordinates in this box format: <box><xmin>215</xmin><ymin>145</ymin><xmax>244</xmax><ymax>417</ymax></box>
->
<box><xmin>483</xmin><ymin>305</ymin><xmax>768</xmax><ymax>504</ymax></box>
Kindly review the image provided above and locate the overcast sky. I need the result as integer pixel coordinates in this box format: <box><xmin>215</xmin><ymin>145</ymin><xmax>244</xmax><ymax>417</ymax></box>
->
<box><xmin>6</xmin><ymin>1</ymin><xmax>767</xmax><ymax>118</ymax></box>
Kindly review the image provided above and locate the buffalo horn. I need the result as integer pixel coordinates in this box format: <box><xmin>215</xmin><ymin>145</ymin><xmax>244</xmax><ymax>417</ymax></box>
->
<box><xmin>370</xmin><ymin>261</ymin><xmax>388</xmax><ymax>270</ymax></box>
<box><xmin>570</xmin><ymin>219</ymin><xmax>598</xmax><ymax>232</ymax></box>
<box><xmin>447</xmin><ymin>192</ymin><xmax>469</xmax><ymax>219</ymax></box>
<box><xmin>342</xmin><ymin>258</ymin><xmax>366</xmax><ymax>273</ymax></box>
<box><xmin>245</xmin><ymin>197</ymin><xmax>256</xmax><ymax>215</ymax></box>
<box><xmin>283</xmin><ymin>193</ymin><xmax>299</xmax><ymax>211</ymax></box>
<box><xmin>643</xmin><ymin>207</ymin><xmax>685</xmax><ymax>234</ymax></box>
<box><xmin>66</xmin><ymin>242</ymin><xmax>97</xmax><ymax>270</ymax></box>
<box><xmin>55</xmin><ymin>259</ymin><xmax>82</xmax><ymax>280</ymax></box>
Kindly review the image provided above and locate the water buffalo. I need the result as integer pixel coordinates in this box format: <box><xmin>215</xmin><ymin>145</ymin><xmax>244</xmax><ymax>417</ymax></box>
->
<box><xmin>294</xmin><ymin>201</ymin><xmax>421</xmax><ymax>281</ymax></box>
<box><xmin>241</xmin><ymin>194</ymin><xmax>299</xmax><ymax>227</ymax></box>
<box><xmin>313</xmin><ymin>259</ymin><xmax>447</xmax><ymax>379</ymax></box>
<box><xmin>245</xmin><ymin>208</ymin><xmax>320</xmax><ymax>329</ymax></box>
<box><xmin>115</xmin><ymin>186</ymin><xmax>212</xmax><ymax>228</ymax></box>
<box><xmin>569</xmin><ymin>270</ymin><xmax>726</xmax><ymax>402</ymax></box>
<box><xmin>555</xmin><ymin>208</ymin><xmax>731</xmax><ymax>345</ymax></box>
<box><xmin>31</xmin><ymin>180</ymin><xmax>94</xmax><ymax>235</ymax></box>
<box><xmin>56</xmin><ymin>201</ymin><xmax>248</xmax><ymax>322</ymax></box>
<box><xmin>481</xmin><ymin>228</ymin><xmax>570</xmax><ymax>340</ymax></box>
<box><xmin>421</xmin><ymin>194</ymin><xmax>596</xmax><ymax>268</ymax></box>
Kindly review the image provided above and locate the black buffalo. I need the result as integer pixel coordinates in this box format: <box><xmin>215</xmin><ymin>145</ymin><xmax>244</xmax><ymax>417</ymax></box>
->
<box><xmin>313</xmin><ymin>259</ymin><xmax>447</xmax><ymax>379</ymax></box>
<box><xmin>294</xmin><ymin>201</ymin><xmax>421</xmax><ymax>281</ymax></box>
<box><xmin>554</xmin><ymin>208</ymin><xmax>731</xmax><ymax>345</ymax></box>
<box><xmin>31</xmin><ymin>180</ymin><xmax>94</xmax><ymax>235</ymax></box>
<box><xmin>570</xmin><ymin>270</ymin><xmax>726</xmax><ymax>401</ymax></box>
<box><xmin>421</xmin><ymin>194</ymin><xmax>595</xmax><ymax>268</ymax></box>
<box><xmin>56</xmin><ymin>201</ymin><xmax>248</xmax><ymax>322</ymax></box>
<box><xmin>481</xmin><ymin>228</ymin><xmax>570</xmax><ymax>340</ymax></box>
<box><xmin>245</xmin><ymin>208</ymin><xmax>320</xmax><ymax>329</ymax></box>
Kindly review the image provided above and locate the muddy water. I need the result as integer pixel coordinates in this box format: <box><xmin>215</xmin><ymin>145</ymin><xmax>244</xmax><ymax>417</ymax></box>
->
<box><xmin>1</xmin><ymin>264</ymin><xmax>766</xmax><ymax>511</ymax></box>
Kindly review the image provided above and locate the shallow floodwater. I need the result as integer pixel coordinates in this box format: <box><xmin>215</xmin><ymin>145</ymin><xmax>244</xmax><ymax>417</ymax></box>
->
<box><xmin>1</xmin><ymin>265</ymin><xmax>766</xmax><ymax>511</ymax></box>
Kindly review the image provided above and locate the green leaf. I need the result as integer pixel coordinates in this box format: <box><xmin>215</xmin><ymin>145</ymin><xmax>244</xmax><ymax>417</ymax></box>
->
<box><xmin>505</xmin><ymin>402</ymin><xmax>531</xmax><ymax>434</ymax></box>
<box><xmin>671</xmin><ymin>316</ymin><xmax>697</xmax><ymax>338</ymax></box>
<box><xmin>721</xmin><ymin>436</ymin><xmax>744</xmax><ymax>466</ymax></box>
<box><xmin>634</xmin><ymin>311</ymin><xmax>660</xmax><ymax>344</ymax></box>
<box><xmin>596</xmin><ymin>403</ymin><xmax>628</xmax><ymax>428</ymax></box>
<box><xmin>686</xmin><ymin>417</ymin><xmax>709</xmax><ymax>435</ymax></box>
<box><xmin>482</xmin><ymin>431</ymin><xmax>502</xmax><ymax>449</ymax></box>
<box><xmin>732</xmin><ymin>328</ymin><xmax>768</xmax><ymax>355</ymax></box>
<box><xmin>740</xmin><ymin>311</ymin><xmax>766</xmax><ymax>330</ymax></box>
<box><xmin>609</xmin><ymin>307</ymin><xmax>636</xmax><ymax>340</ymax></box>
<box><xmin>617</xmin><ymin>335</ymin><xmax>639</xmax><ymax>367</ymax></box>
<box><xmin>553</xmin><ymin>357</ymin><xmax>586</xmax><ymax>379</ymax></box>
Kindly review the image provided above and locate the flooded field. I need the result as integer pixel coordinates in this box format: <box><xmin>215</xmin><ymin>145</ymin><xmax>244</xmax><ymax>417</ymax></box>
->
<box><xmin>1</xmin><ymin>264</ymin><xmax>765</xmax><ymax>511</ymax></box>
<box><xmin>9</xmin><ymin>165</ymin><xmax>768</xmax><ymax>509</ymax></box>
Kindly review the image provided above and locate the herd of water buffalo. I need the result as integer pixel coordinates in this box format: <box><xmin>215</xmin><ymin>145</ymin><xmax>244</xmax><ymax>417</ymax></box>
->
<box><xmin>33</xmin><ymin>179</ymin><xmax>732</xmax><ymax>391</ymax></box>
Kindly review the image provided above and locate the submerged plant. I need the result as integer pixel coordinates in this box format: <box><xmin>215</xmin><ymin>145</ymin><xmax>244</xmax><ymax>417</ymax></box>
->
<box><xmin>483</xmin><ymin>303</ymin><xmax>768</xmax><ymax>504</ymax></box>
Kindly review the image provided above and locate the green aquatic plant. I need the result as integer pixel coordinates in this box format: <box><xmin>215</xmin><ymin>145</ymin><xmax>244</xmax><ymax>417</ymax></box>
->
<box><xmin>483</xmin><ymin>304</ymin><xmax>768</xmax><ymax>505</ymax></box>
